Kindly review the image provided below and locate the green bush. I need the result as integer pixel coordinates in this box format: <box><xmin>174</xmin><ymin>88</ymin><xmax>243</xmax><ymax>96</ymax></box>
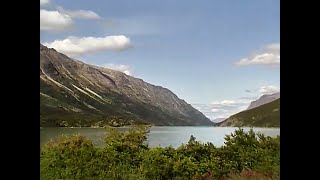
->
<box><xmin>40</xmin><ymin>127</ymin><xmax>280</xmax><ymax>180</ymax></box>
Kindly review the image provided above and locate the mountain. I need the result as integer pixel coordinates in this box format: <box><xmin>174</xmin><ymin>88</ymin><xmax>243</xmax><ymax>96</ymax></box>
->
<box><xmin>210</xmin><ymin>118</ymin><xmax>226</xmax><ymax>127</ymax></box>
<box><xmin>247</xmin><ymin>92</ymin><xmax>280</xmax><ymax>110</ymax></box>
<box><xmin>40</xmin><ymin>44</ymin><xmax>213</xmax><ymax>127</ymax></box>
<box><xmin>212</xmin><ymin>118</ymin><xmax>226</xmax><ymax>123</ymax></box>
<box><xmin>219</xmin><ymin>98</ymin><xmax>280</xmax><ymax>127</ymax></box>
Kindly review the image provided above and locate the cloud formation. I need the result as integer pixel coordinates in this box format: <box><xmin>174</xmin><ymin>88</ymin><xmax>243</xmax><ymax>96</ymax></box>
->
<box><xmin>43</xmin><ymin>35</ymin><xmax>131</xmax><ymax>57</ymax></box>
<box><xmin>101</xmin><ymin>64</ymin><xmax>132</xmax><ymax>75</ymax></box>
<box><xmin>41</xmin><ymin>2</ymin><xmax>101</xmax><ymax>32</ymax></box>
<box><xmin>193</xmin><ymin>85</ymin><xmax>279</xmax><ymax>121</ymax></box>
<box><xmin>192</xmin><ymin>98</ymin><xmax>253</xmax><ymax>121</ymax></box>
<box><xmin>236</xmin><ymin>43</ymin><xmax>280</xmax><ymax>66</ymax></box>
<box><xmin>40</xmin><ymin>10</ymin><xmax>73</xmax><ymax>31</ymax></box>
<box><xmin>211</xmin><ymin>100</ymin><xmax>236</xmax><ymax>106</ymax></box>
<box><xmin>259</xmin><ymin>85</ymin><xmax>280</xmax><ymax>94</ymax></box>
<box><xmin>239</xmin><ymin>96</ymin><xmax>259</xmax><ymax>100</ymax></box>
<box><xmin>57</xmin><ymin>6</ymin><xmax>101</xmax><ymax>20</ymax></box>
<box><xmin>40</xmin><ymin>0</ymin><xmax>50</xmax><ymax>6</ymax></box>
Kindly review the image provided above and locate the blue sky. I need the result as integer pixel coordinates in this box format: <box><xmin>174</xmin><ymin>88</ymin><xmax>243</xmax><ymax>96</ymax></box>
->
<box><xmin>40</xmin><ymin>0</ymin><xmax>280</xmax><ymax>121</ymax></box>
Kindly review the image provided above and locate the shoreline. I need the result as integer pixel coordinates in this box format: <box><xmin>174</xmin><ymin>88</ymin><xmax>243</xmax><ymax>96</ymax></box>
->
<box><xmin>40</xmin><ymin>126</ymin><xmax>280</xmax><ymax>129</ymax></box>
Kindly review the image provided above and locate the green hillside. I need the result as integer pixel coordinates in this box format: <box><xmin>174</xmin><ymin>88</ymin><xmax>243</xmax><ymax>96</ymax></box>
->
<box><xmin>220</xmin><ymin>98</ymin><xmax>280</xmax><ymax>127</ymax></box>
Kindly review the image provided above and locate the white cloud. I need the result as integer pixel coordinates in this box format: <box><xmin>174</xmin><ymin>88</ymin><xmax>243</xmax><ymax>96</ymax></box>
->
<box><xmin>259</xmin><ymin>85</ymin><xmax>280</xmax><ymax>95</ymax></box>
<box><xmin>193</xmin><ymin>97</ymin><xmax>254</xmax><ymax>120</ymax></box>
<box><xmin>193</xmin><ymin>103</ymin><xmax>247</xmax><ymax>120</ymax></box>
<box><xmin>40</xmin><ymin>0</ymin><xmax>50</xmax><ymax>6</ymax></box>
<box><xmin>40</xmin><ymin>9</ymin><xmax>73</xmax><ymax>31</ymax></box>
<box><xmin>239</xmin><ymin>96</ymin><xmax>259</xmax><ymax>100</ymax></box>
<box><xmin>193</xmin><ymin>85</ymin><xmax>280</xmax><ymax>120</ymax></box>
<box><xmin>211</xmin><ymin>100</ymin><xmax>236</xmax><ymax>106</ymax></box>
<box><xmin>40</xmin><ymin>3</ymin><xmax>100</xmax><ymax>32</ymax></box>
<box><xmin>101</xmin><ymin>64</ymin><xmax>132</xmax><ymax>75</ymax></box>
<box><xmin>211</xmin><ymin>109</ymin><xmax>220</xmax><ymax>112</ymax></box>
<box><xmin>43</xmin><ymin>35</ymin><xmax>131</xmax><ymax>57</ymax></box>
<box><xmin>57</xmin><ymin>6</ymin><xmax>101</xmax><ymax>20</ymax></box>
<box><xmin>236</xmin><ymin>43</ymin><xmax>280</xmax><ymax>66</ymax></box>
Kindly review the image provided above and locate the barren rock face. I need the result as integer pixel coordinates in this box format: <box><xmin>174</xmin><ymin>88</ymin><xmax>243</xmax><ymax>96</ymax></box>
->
<box><xmin>40</xmin><ymin>43</ymin><xmax>213</xmax><ymax>127</ymax></box>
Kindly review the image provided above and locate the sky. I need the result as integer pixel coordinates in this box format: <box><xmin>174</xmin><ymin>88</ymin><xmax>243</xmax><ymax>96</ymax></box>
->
<box><xmin>40</xmin><ymin>0</ymin><xmax>280</xmax><ymax>121</ymax></box>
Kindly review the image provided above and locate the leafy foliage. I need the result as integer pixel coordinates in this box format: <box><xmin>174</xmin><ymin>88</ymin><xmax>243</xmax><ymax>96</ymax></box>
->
<box><xmin>40</xmin><ymin>127</ymin><xmax>280</xmax><ymax>180</ymax></box>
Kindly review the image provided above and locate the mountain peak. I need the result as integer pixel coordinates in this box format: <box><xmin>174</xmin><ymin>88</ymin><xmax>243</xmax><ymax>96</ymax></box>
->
<box><xmin>40</xmin><ymin>43</ymin><xmax>46</xmax><ymax>49</ymax></box>
<box><xmin>247</xmin><ymin>92</ymin><xmax>280</xmax><ymax>110</ymax></box>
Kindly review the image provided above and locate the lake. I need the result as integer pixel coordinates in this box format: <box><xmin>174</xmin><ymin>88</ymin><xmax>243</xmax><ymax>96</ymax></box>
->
<box><xmin>40</xmin><ymin>126</ymin><xmax>280</xmax><ymax>148</ymax></box>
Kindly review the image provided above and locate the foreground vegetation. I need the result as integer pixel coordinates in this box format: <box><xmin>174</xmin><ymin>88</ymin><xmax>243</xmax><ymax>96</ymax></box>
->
<box><xmin>40</xmin><ymin>126</ymin><xmax>280</xmax><ymax>180</ymax></box>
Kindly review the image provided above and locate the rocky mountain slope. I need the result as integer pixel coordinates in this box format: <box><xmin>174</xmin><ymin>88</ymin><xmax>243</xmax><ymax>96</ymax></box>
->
<box><xmin>219</xmin><ymin>98</ymin><xmax>280</xmax><ymax>127</ymax></box>
<box><xmin>247</xmin><ymin>92</ymin><xmax>280</xmax><ymax>110</ymax></box>
<box><xmin>40</xmin><ymin>44</ymin><xmax>213</xmax><ymax>127</ymax></box>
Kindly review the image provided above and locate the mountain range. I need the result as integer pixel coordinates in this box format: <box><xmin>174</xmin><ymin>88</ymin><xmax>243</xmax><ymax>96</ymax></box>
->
<box><xmin>219</xmin><ymin>95</ymin><xmax>280</xmax><ymax>127</ymax></box>
<box><xmin>247</xmin><ymin>92</ymin><xmax>280</xmax><ymax>110</ymax></box>
<box><xmin>40</xmin><ymin>44</ymin><xmax>213</xmax><ymax>127</ymax></box>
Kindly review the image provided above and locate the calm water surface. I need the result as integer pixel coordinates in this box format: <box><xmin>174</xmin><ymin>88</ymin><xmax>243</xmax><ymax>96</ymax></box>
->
<box><xmin>40</xmin><ymin>126</ymin><xmax>280</xmax><ymax>148</ymax></box>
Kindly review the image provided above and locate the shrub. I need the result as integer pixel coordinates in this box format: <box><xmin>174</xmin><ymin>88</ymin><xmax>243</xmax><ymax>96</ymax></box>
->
<box><xmin>40</xmin><ymin>127</ymin><xmax>280</xmax><ymax>180</ymax></box>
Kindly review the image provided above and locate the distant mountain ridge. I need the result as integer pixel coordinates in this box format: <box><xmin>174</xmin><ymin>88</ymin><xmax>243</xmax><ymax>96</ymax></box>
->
<box><xmin>219</xmin><ymin>98</ymin><xmax>280</xmax><ymax>127</ymax></box>
<box><xmin>212</xmin><ymin>118</ymin><xmax>226</xmax><ymax>123</ymax></box>
<box><xmin>40</xmin><ymin>44</ymin><xmax>213</xmax><ymax>127</ymax></box>
<box><xmin>247</xmin><ymin>92</ymin><xmax>280</xmax><ymax>110</ymax></box>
